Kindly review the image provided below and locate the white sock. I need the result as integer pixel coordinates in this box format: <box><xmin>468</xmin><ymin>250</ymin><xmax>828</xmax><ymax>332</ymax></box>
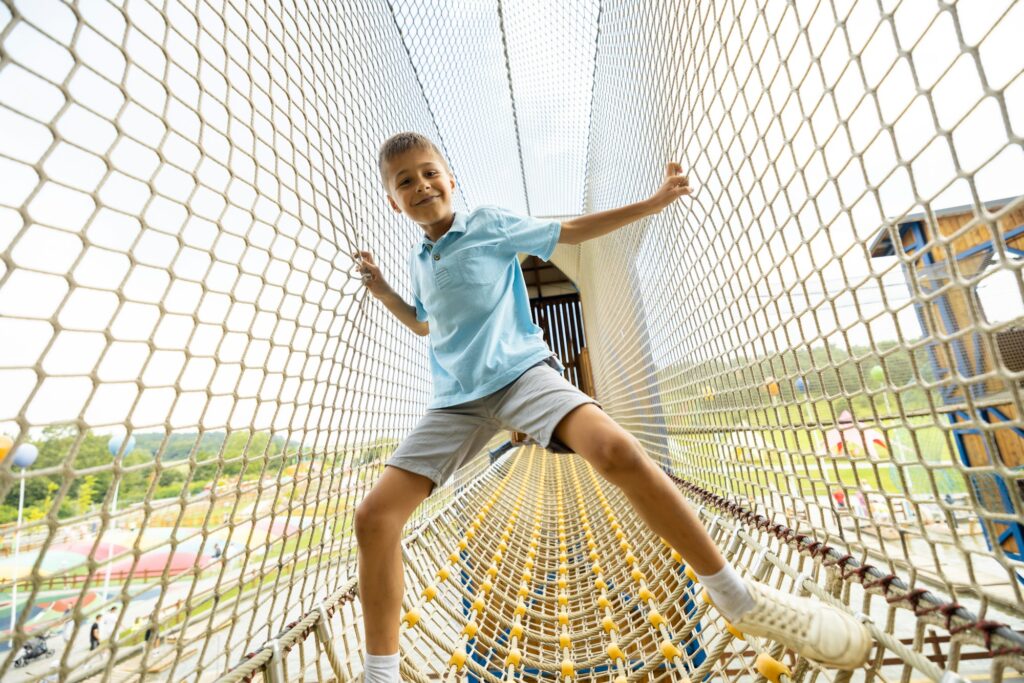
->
<box><xmin>363</xmin><ymin>651</ymin><xmax>400</xmax><ymax>683</ymax></box>
<box><xmin>695</xmin><ymin>563</ymin><xmax>755</xmax><ymax>623</ymax></box>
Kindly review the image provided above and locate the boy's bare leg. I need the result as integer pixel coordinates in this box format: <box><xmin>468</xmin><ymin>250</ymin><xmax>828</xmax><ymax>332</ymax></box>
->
<box><xmin>552</xmin><ymin>403</ymin><xmax>872</xmax><ymax>671</ymax></box>
<box><xmin>354</xmin><ymin>465</ymin><xmax>434</xmax><ymax>655</ymax></box>
<box><xmin>553</xmin><ymin>404</ymin><xmax>726</xmax><ymax>574</ymax></box>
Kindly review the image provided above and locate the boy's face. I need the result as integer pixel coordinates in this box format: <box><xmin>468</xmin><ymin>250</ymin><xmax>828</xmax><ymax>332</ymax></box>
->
<box><xmin>383</xmin><ymin>147</ymin><xmax>455</xmax><ymax>224</ymax></box>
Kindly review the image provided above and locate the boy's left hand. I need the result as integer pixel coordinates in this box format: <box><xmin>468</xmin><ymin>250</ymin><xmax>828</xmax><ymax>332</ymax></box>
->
<box><xmin>647</xmin><ymin>162</ymin><xmax>692</xmax><ymax>213</ymax></box>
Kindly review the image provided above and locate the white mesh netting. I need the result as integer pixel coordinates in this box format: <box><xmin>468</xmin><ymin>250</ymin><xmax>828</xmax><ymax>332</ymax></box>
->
<box><xmin>0</xmin><ymin>0</ymin><xmax>1022</xmax><ymax>681</ymax></box>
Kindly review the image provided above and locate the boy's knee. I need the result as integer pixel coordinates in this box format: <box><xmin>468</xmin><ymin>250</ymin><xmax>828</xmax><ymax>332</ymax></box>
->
<box><xmin>589</xmin><ymin>431</ymin><xmax>644</xmax><ymax>479</ymax></box>
<box><xmin>354</xmin><ymin>498</ymin><xmax>404</xmax><ymax>544</ymax></box>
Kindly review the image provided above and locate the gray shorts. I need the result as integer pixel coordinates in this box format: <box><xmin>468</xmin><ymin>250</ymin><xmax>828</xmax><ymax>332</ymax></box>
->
<box><xmin>386</xmin><ymin>357</ymin><xmax>601</xmax><ymax>491</ymax></box>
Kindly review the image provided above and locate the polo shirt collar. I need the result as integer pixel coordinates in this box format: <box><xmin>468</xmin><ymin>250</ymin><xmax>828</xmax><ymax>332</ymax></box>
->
<box><xmin>419</xmin><ymin>211</ymin><xmax>467</xmax><ymax>253</ymax></box>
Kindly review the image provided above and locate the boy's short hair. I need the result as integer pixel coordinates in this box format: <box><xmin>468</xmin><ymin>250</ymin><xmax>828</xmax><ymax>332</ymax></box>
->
<box><xmin>378</xmin><ymin>132</ymin><xmax>448</xmax><ymax>185</ymax></box>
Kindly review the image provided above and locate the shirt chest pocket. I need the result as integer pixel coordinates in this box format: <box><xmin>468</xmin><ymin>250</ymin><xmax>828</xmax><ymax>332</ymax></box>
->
<box><xmin>456</xmin><ymin>246</ymin><xmax>503</xmax><ymax>285</ymax></box>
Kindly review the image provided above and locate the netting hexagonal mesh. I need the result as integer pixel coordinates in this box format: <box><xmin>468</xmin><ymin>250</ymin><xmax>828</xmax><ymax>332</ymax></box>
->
<box><xmin>0</xmin><ymin>0</ymin><xmax>1022</xmax><ymax>681</ymax></box>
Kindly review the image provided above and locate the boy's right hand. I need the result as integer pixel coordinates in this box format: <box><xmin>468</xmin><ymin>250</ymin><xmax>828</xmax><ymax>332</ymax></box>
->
<box><xmin>354</xmin><ymin>251</ymin><xmax>392</xmax><ymax>299</ymax></box>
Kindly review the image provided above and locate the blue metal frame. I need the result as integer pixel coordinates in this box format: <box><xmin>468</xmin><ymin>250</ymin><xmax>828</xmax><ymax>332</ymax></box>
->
<box><xmin>949</xmin><ymin>408</ymin><xmax>1024</xmax><ymax>580</ymax></box>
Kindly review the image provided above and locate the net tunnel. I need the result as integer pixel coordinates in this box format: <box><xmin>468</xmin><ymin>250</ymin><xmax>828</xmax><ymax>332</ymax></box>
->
<box><xmin>0</xmin><ymin>1</ymin><xmax>1023</xmax><ymax>681</ymax></box>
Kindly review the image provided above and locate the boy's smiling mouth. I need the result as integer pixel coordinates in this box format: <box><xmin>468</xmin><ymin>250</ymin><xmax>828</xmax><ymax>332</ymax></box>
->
<box><xmin>417</xmin><ymin>195</ymin><xmax>440</xmax><ymax>205</ymax></box>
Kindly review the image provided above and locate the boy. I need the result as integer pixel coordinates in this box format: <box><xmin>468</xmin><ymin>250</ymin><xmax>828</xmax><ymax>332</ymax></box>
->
<box><xmin>354</xmin><ymin>132</ymin><xmax>871</xmax><ymax>682</ymax></box>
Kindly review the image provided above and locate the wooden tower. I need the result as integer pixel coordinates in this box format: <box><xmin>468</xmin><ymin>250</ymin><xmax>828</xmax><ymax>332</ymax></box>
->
<box><xmin>870</xmin><ymin>198</ymin><xmax>1024</xmax><ymax>575</ymax></box>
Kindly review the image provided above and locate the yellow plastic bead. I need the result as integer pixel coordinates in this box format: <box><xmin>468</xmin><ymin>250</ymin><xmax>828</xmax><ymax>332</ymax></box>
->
<box><xmin>725</xmin><ymin>622</ymin><xmax>746</xmax><ymax>640</ymax></box>
<box><xmin>524</xmin><ymin>558</ymin><xmax>534</xmax><ymax>569</ymax></box>
<box><xmin>511</xmin><ymin>623</ymin><xmax>524</xmax><ymax>638</ymax></box>
<box><xmin>487</xmin><ymin>564</ymin><xmax>498</xmax><ymax>578</ymax></box>
<box><xmin>558</xmin><ymin>593</ymin><xmax>568</xmax><ymax>605</ymax></box>
<box><xmin>437</xmin><ymin>568</ymin><xmax>450</xmax><ymax>581</ymax></box>
<box><xmin>625</xmin><ymin>554</ymin><xmax>636</xmax><ymax>565</ymax></box>
<box><xmin>631</xmin><ymin>568</ymin><xmax>645</xmax><ymax>582</ymax></box>
<box><xmin>671</xmin><ymin>550</ymin><xmax>682</xmax><ymax>563</ymax></box>
<box><xmin>518</xmin><ymin>584</ymin><xmax>530</xmax><ymax>597</ymax></box>
<box><xmin>755</xmin><ymin>653</ymin><xmax>793</xmax><ymax>683</ymax></box>
<box><xmin>595</xmin><ymin>578</ymin><xmax>607</xmax><ymax>589</ymax></box>
<box><xmin>559</xmin><ymin>632</ymin><xmax>571</xmax><ymax>648</ymax></box>
<box><xmin>466</xmin><ymin>528</ymin><xmax>475</xmax><ymax>539</ymax></box>
<box><xmin>607</xmin><ymin>643</ymin><xmax>624</xmax><ymax>660</ymax></box>
<box><xmin>660</xmin><ymin>640</ymin><xmax>681</xmax><ymax>659</ymax></box>
<box><xmin>422</xmin><ymin>585</ymin><xmax>438</xmax><ymax>601</ymax></box>
<box><xmin>449</xmin><ymin>552</ymin><xmax>460</xmax><ymax>563</ymax></box>
<box><xmin>701</xmin><ymin>589</ymin><xmax>713</xmax><ymax>606</ymax></box>
<box><xmin>521</xmin><ymin>571</ymin><xmax>532</xmax><ymax>582</ymax></box>
<box><xmin>685</xmin><ymin>566</ymin><xmax>699</xmax><ymax>583</ymax></box>
<box><xmin>601</xmin><ymin>616</ymin><xmax>617</xmax><ymax>633</ymax></box>
<box><xmin>597</xmin><ymin>596</ymin><xmax>611</xmax><ymax>608</ymax></box>
<box><xmin>506</xmin><ymin>648</ymin><xmax>521</xmax><ymax>666</ymax></box>
<box><xmin>638</xmin><ymin>587</ymin><xmax>654</xmax><ymax>601</ymax></box>
<box><xmin>589</xmin><ymin>550</ymin><xmax>599</xmax><ymax>561</ymax></box>
<box><xmin>402</xmin><ymin>609</ymin><xmax>421</xmax><ymax>627</ymax></box>
<box><xmin>471</xmin><ymin>597</ymin><xmax>485</xmax><ymax>613</ymax></box>
<box><xmin>514</xmin><ymin>601</ymin><xmax>526</xmax><ymax>616</ymax></box>
<box><xmin>620</xmin><ymin>540</ymin><xmax>629</xmax><ymax>551</ymax></box>
<box><xmin>501</xmin><ymin>530</ymin><xmax>510</xmax><ymax>540</ymax></box>
<box><xmin>481</xmin><ymin>579</ymin><xmax>493</xmax><ymax>593</ymax></box>
<box><xmin>649</xmin><ymin>611</ymin><xmax>666</xmax><ymax>627</ymax></box>
<box><xmin>558</xmin><ymin>612</ymin><xmax>569</xmax><ymax>625</ymax></box>
<box><xmin>462</xmin><ymin>620</ymin><xmax>479</xmax><ymax>638</ymax></box>
<box><xmin>471</xmin><ymin>519</ymin><xmax>481</xmax><ymax>529</ymax></box>
<box><xmin>560</xmin><ymin>552</ymin><xmax>568</xmax><ymax>561</ymax></box>
<box><xmin>449</xmin><ymin>649</ymin><xmax>467</xmax><ymax>669</ymax></box>
<box><xmin>458</xmin><ymin>539</ymin><xmax>468</xmax><ymax>550</ymax></box>
<box><xmin>592</xmin><ymin>564</ymin><xmax>602</xmax><ymax>575</ymax></box>
<box><xmin>558</xmin><ymin>578</ymin><xmax>567</xmax><ymax>588</ymax></box>
<box><xmin>561</xmin><ymin>660</ymin><xmax>574</xmax><ymax>678</ymax></box>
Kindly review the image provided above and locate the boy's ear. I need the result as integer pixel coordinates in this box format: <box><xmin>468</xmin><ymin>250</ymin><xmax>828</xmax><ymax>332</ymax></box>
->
<box><xmin>387</xmin><ymin>194</ymin><xmax>402</xmax><ymax>214</ymax></box>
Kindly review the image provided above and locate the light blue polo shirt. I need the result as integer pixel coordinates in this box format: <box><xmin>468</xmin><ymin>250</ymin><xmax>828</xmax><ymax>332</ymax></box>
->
<box><xmin>409</xmin><ymin>205</ymin><xmax>564</xmax><ymax>408</ymax></box>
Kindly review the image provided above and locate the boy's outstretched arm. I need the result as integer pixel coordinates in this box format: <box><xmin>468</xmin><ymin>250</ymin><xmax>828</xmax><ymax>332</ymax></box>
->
<box><xmin>559</xmin><ymin>163</ymin><xmax>692</xmax><ymax>245</ymax></box>
<box><xmin>355</xmin><ymin>250</ymin><xmax>430</xmax><ymax>337</ymax></box>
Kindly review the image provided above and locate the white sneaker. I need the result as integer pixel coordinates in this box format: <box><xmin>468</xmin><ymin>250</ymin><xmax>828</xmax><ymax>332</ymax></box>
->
<box><xmin>731</xmin><ymin>579</ymin><xmax>872</xmax><ymax>670</ymax></box>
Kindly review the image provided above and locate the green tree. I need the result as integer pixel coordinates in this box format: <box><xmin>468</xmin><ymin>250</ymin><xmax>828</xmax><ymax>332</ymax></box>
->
<box><xmin>76</xmin><ymin>475</ymin><xmax>97</xmax><ymax>515</ymax></box>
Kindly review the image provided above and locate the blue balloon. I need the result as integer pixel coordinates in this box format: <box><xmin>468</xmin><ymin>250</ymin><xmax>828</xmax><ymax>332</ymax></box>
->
<box><xmin>795</xmin><ymin>377</ymin><xmax>806</xmax><ymax>393</ymax></box>
<box><xmin>9</xmin><ymin>443</ymin><xmax>38</xmax><ymax>469</ymax></box>
<box><xmin>108</xmin><ymin>434</ymin><xmax>136</xmax><ymax>457</ymax></box>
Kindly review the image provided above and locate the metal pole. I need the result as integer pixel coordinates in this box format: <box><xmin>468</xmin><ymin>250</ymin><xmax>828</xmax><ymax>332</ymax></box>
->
<box><xmin>102</xmin><ymin>480</ymin><xmax>120</xmax><ymax>599</ymax></box>
<box><xmin>10</xmin><ymin>474</ymin><xmax>25</xmax><ymax>647</ymax></box>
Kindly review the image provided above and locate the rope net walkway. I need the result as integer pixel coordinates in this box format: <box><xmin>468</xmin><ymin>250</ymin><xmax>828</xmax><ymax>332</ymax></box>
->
<box><xmin>0</xmin><ymin>0</ymin><xmax>1021</xmax><ymax>681</ymax></box>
